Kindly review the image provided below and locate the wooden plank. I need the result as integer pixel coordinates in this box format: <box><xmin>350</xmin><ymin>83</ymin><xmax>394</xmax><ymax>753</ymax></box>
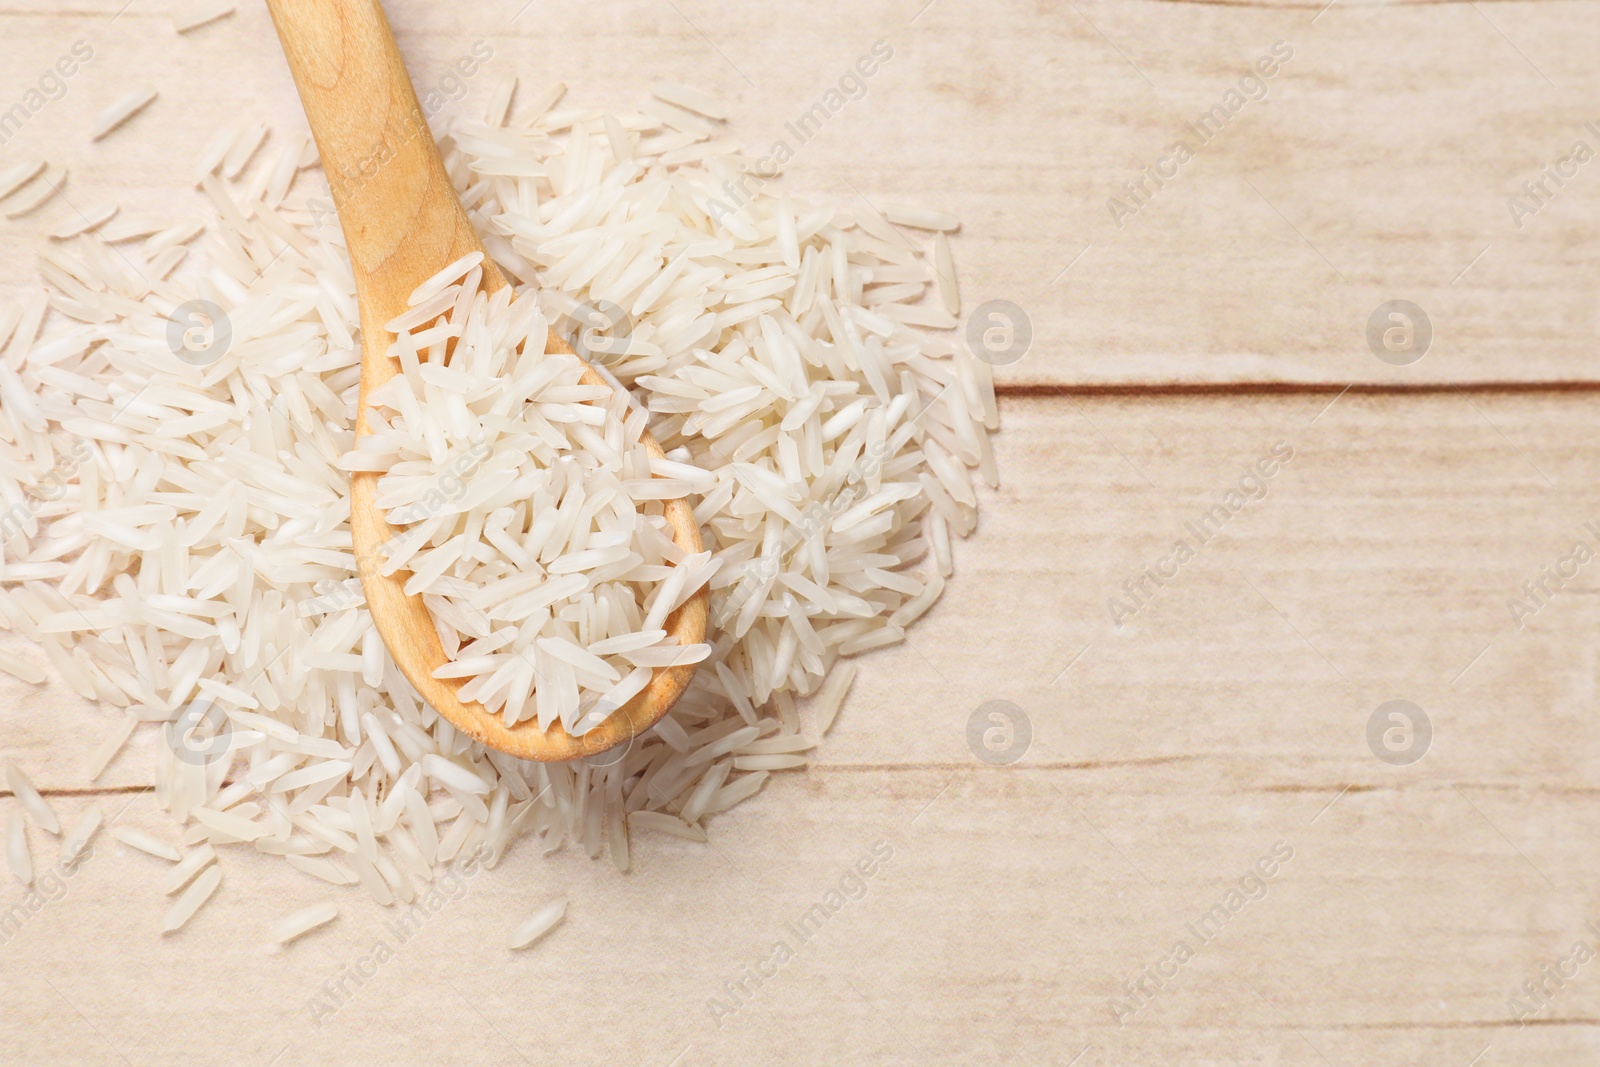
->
<box><xmin>7</xmin><ymin>392</ymin><xmax>1600</xmax><ymax>793</ymax></box>
<box><xmin>5</xmin><ymin>394</ymin><xmax>1597</xmax><ymax>1063</ymax></box>
<box><xmin>1</xmin><ymin>777</ymin><xmax>1595</xmax><ymax>1065</ymax></box>
<box><xmin>0</xmin><ymin>0</ymin><xmax>1594</xmax><ymax>1062</ymax></box>
<box><xmin>836</xmin><ymin>391</ymin><xmax>1600</xmax><ymax>788</ymax></box>
<box><xmin>0</xmin><ymin>2</ymin><xmax>1595</xmax><ymax>386</ymax></box>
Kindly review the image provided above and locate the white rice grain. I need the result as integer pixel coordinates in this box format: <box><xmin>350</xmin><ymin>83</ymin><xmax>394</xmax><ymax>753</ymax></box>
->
<box><xmin>732</xmin><ymin>754</ymin><xmax>807</xmax><ymax>771</ymax></box>
<box><xmin>933</xmin><ymin>231</ymin><xmax>959</xmax><ymax>316</ymax></box>
<box><xmin>271</xmin><ymin>902</ymin><xmax>338</xmax><ymax>944</ymax></box>
<box><xmin>4</xmin><ymin>163</ymin><xmax>66</xmax><ymax>218</ymax></box>
<box><xmin>48</xmin><ymin>202</ymin><xmax>119</xmax><ymax>240</ymax></box>
<box><xmin>0</xmin><ymin>649</ymin><xmax>47</xmax><ymax>685</ymax></box>
<box><xmin>883</xmin><ymin>204</ymin><xmax>961</xmax><ymax>232</ymax></box>
<box><xmin>813</xmin><ymin>661</ymin><xmax>857</xmax><ymax>736</ymax></box>
<box><xmin>286</xmin><ymin>854</ymin><xmax>357</xmax><ymax>886</ymax></box>
<box><xmin>222</xmin><ymin>120</ymin><xmax>268</xmax><ymax>178</ymax></box>
<box><xmin>651</xmin><ymin>83</ymin><xmax>729</xmax><ymax>120</ymax></box>
<box><xmin>7</xmin><ymin>811</ymin><xmax>30</xmax><ymax>884</ymax></box>
<box><xmin>507</xmin><ymin>897</ymin><xmax>566</xmax><ymax>949</ymax></box>
<box><xmin>706</xmin><ymin>770</ymin><xmax>769</xmax><ymax>814</ymax></box>
<box><xmin>422</xmin><ymin>755</ymin><xmax>491</xmax><ymax>795</ymax></box>
<box><xmin>60</xmin><ymin>805</ymin><xmax>102</xmax><ymax>863</ymax></box>
<box><xmin>0</xmin><ymin>155</ymin><xmax>46</xmax><ymax>201</ymax></box>
<box><xmin>0</xmin><ymin>80</ymin><xmax>993</xmax><ymax>937</ymax></box>
<box><xmin>90</xmin><ymin>88</ymin><xmax>159</xmax><ymax>141</ymax></box>
<box><xmin>5</xmin><ymin>763</ymin><xmax>59</xmax><ymax>834</ymax></box>
<box><xmin>162</xmin><ymin>845</ymin><xmax>217</xmax><ymax>894</ymax></box>
<box><xmin>111</xmin><ymin>827</ymin><xmax>182</xmax><ymax>862</ymax></box>
<box><xmin>161</xmin><ymin>864</ymin><xmax>221</xmax><ymax>933</ymax></box>
<box><xmin>628</xmin><ymin>810</ymin><xmax>708</xmax><ymax>842</ymax></box>
<box><xmin>407</xmin><ymin>251</ymin><xmax>483</xmax><ymax>306</ymax></box>
<box><xmin>87</xmin><ymin>712</ymin><xmax>138</xmax><ymax>780</ymax></box>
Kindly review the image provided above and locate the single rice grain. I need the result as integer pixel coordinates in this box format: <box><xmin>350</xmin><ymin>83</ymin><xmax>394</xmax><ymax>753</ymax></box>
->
<box><xmin>161</xmin><ymin>864</ymin><xmax>221</xmax><ymax>933</ymax></box>
<box><xmin>111</xmin><ymin>827</ymin><xmax>182</xmax><ymax>862</ymax></box>
<box><xmin>60</xmin><ymin>805</ymin><xmax>102</xmax><ymax>863</ymax></box>
<box><xmin>4</xmin><ymin>164</ymin><xmax>66</xmax><ymax>218</ymax></box>
<box><xmin>508</xmin><ymin>897</ymin><xmax>567</xmax><ymax>949</ymax></box>
<box><xmin>271</xmin><ymin>902</ymin><xmax>339</xmax><ymax>944</ymax></box>
<box><xmin>162</xmin><ymin>844</ymin><xmax>217</xmax><ymax>895</ymax></box>
<box><xmin>87</xmin><ymin>713</ymin><xmax>138</xmax><ymax>780</ymax></box>
<box><xmin>90</xmin><ymin>88</ymin><xmax>159</xmax><ymax>141</ymax></box>
<box><xmin>5</xmin><ymin>762</ymin><xmax>59</xmax><ymax>834</ymax></box>
<box><xmin>7</xmin><ymin>810</ymin><xmax>30</xmax><ymax>884</ymax></box>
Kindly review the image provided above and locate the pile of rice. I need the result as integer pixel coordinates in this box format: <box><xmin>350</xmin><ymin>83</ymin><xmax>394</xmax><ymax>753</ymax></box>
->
<box><xmin>0</xmin><ymin>74</ymin><xmax>996</xmax><ymax>940</ymax></box>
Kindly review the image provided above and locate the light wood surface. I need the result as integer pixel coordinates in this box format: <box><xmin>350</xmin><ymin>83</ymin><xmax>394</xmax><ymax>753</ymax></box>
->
<box><xmin>1</xmin><ymin>1</ymin><xmax>1596</xmax><ymax>1065</ymax></box>
<box><xmin>3</xmin><ymin>0</ymin><xmax>1598</xmax><ymax>387</ymax></box>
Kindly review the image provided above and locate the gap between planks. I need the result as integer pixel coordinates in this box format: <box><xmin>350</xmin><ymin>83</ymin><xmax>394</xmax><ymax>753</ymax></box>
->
<box><xmin>18</xmin><ymin>773</ymin><xmax>1600</xmax><ymax>801</ymax></box>
<box><xmin>997</xmin><ymin>381</ymin><xmax>1600</xmax><ymax>398</ymax></box>
<box><xmin>1131</xmin><ymin>0</ymin><xmax>1570</xmax><ymax>8</ymax></box>
<box><xmin>0</xmin><ymin>0</ymin><xmax>1562</xmax><ymax>15</ymax></box>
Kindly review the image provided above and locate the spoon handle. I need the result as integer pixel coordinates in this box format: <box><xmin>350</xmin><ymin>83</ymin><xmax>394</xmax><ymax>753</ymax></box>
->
<box><xmin>266</xmin><ymin>0</ymin><xmax>512</xmax><ymax>744</ymax></box>
<box><xmin>265</xmin><ymin>0</ymin><xmax>496</xmax><ymax>325</ymax></box>
<box><xmin>265</xmin><ymin>0</ymin><xmax>709</xmax><ymax>761</ymax></box>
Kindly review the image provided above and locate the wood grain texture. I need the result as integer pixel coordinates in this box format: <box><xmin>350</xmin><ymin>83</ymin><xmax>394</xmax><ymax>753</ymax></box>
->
<box><xmin>0</xmin><ymin>0</ymin><xmax>1594</xmax><ymax>1064</ymax></box>
<box><xmin>0</xmin><ymin>0</ymin><xmax>1595</xmax><ymax>385</ymax></box>
<box><xmin>14</xmin><ymin>392</ymin><xmax>1599</xmax><ymax>789</ymax></box>
<box><xmin>1</xmin><ymin>776</ymin><xmax>1596</xmax><ymax>1066</ymax></box>
<box><xmin>4</xmin><ymin>396</ymin><xmax>1598</xmax><ymax>1064</ymax></box>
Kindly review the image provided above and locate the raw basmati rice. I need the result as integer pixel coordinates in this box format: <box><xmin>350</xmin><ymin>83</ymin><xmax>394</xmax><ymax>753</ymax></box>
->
<box><xmin>271</xmin><ymin>901</ymin><xmax>338</xmax><ymax>943</ymax></box>
<box><xmin>933</xmin><ymin>232</ymin><xmax>959</xmax><ymax>316</ymax></box>
<box><xmin>4</xmin><ymin>163</ymin><xmax>65</xmax><ymax>218</ymax></box>
<box><xmin>162</xmin><ymin>864</ymin><xmax>221</xmax><ymax>932</ymax></box>
<box><xmin>732</xmin><ymin>754</ymin><xmax>806</xmax><ymax>771</ymax></box>
<box><xmin>89</xmin><ymin>88</ymin><xmax>159</xmax><ymax>142</ymax></box>
<box><xmin>222</xmin><ymin>120</ymin><xmax>268</xmax><ymax>179</ymax></box>
<box><xmin>882</xmin><ymin>204</ymin><xmax>962</xmax><ymax>232</ymax></box>
<box><xmin>111</xmin><ymin>826</ymin><xmax>183</xmax><ymax>862</ymax></box>
<box><xmin>87</xmin><ymin>712</ymin><xmax>138</xmax><ymax>779</ymax></box>
<box><xmin>507</xmin><ymin>897</ymin><xmax>566</xmax><ymax>949</ymax></box>
<box><xmin>0</xmin><ymin>648</ymin><xmax>46</xmax><ymax>685</ymax></box>
<box><xmin>0</xmin><ymin>156</ymin><xmax>47</xmax><ymax>202</ymax></box>
<box><xmin>0</xmin><ymin>73</ymin><xmax>993</xmax><ymax>936</ymax></box>
<box><xmin>4</xmin><ymin>763</ymin><xmax>59</xmax><ymax>834</ymax></box>
<box><xmin>162</xmin><ymin>845</ymin><xmax>216</xmax><ymax>895</ymax></box>
<box><xmin>651</xmin><ymin>83</ymin><xmax>730</xmax><ymax>121</ymax></box>
<box><xmin>7</xmin><ymin>810</ymin><xmax>30</xmax><ymax>884</ymax></box>
<box><xmin>628</xmin><ymin>810</ymin><xmax>707</xmax><ymax>842</ymax></box>
<box><xmin>60</xmin><ymin>804</ymin><xmax>102</xmax><ymax>863</ymax></box>
<box><xmin>98</xmin><ymin>214</ymin><xmax>173</xmax><ymax>243</ymax></box>
<box><xmin>48</xmin><ymin>202</ymin><xmax>119</xmax><ymax>241</ymax></box>
<box><xmin>356</xmin><ymin>271</ymin><xmax>714</xmax><ymax>735</ymax></box>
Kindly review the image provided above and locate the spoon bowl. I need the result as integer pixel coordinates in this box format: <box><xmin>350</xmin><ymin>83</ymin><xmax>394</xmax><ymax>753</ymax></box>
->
<box><xmin>267</xmin><ymin>0</ymin><xmax>706</xmax><ymax>760</ymax></box>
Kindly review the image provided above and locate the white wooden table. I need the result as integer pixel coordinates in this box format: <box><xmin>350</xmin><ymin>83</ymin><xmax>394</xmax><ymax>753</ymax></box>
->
<box><xmin>2</xmin><ymin>1</ymin><xmax>1597</xmax><ymax>1063</ymax></box>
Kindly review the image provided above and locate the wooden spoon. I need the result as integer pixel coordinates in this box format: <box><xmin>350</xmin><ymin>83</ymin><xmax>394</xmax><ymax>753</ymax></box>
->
<box><xmin>266</xmin><ymin>0</ymin><xmax>706</xmax><ymax>761</ymax></box>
